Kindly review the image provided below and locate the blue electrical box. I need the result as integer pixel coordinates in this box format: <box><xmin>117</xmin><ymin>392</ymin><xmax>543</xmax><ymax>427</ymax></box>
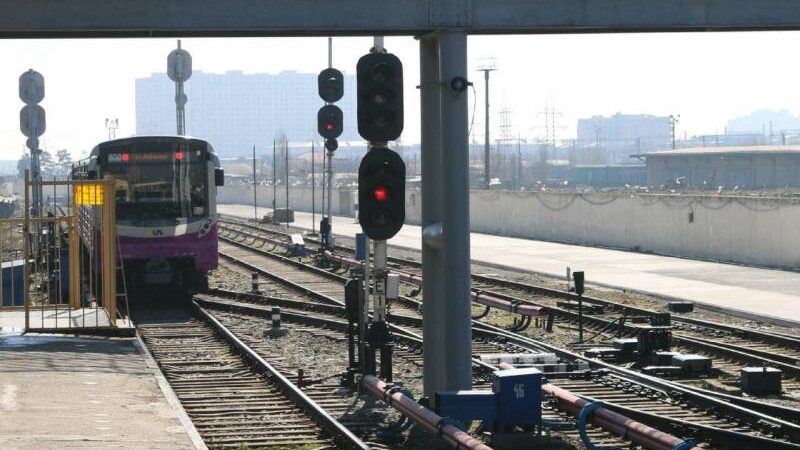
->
<box><xmin>435</xmin><ymin>368</ymin><xmax>542</xmax><ymax>429</ymax></box>
<box><xmin>435</xmin><ymin>390</ymin><xmax>496</xmax><ymax>423</ymax></box>
<box><xmin>355</xmin><ymin>233</ymin><xmax>367</xmax><ymax>261</ymax></box>
<box><xmin>1</xmin><ymin>259</ymin><xmax>25</xmax><ymax>307</ymax></box>
<box><xmin>492</xmin><ymin>367</ymin><xmax>542</xmax><ymax>426</ymax></box>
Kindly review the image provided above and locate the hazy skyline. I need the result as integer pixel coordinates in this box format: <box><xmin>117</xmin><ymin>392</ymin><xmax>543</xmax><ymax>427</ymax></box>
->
<box><xmin>2</xmin><ymin>31</ymin><xmax>800</xmax><ymax>160</ymax></box>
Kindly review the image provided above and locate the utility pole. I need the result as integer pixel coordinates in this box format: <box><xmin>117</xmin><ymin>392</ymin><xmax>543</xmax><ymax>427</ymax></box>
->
<box><xmin>252</xmin><ymin>144</ymin><xmax>258</xmax><ymax>222</ymax></box>
<box><xmin>285</xmin><ymin>140</ymin><xmax>290</xmax><ymax>228</ymax></box>
<box><xmin>312</xmin><ymin>140</ymin><xmax>316</xmax><ymax>234</ymax></box>
<box><xmin>516</xmin><ymin>135</ymin><xmax>522</xmax><ymax>190</ymax></box>
<box><xmin>670</xmin><ymin>114</ymin><xmax>680</xmax><ymax>150</ymax></box>
<box><xmin>272</xmin><ymin>139</ymin><xmax>277</xmax><ymax>214</ymax></box>
<box><xmin>477</xmin><ymin>59</ymin><xmax>496</xmax><ymax>189</ymax></box>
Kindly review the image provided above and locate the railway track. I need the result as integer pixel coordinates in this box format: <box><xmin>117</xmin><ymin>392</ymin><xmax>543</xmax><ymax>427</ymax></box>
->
<box><xmin>218</xmin><ymin>219</ymin><xmax>800</xmax><ymax>392</ymax></box>
<box><xmin>135</xmin><ymin>305</ymin><xmax>371</xmax><ymax>450</ymax></box>
<box><xmin>211</xmin><ymin>226</ymin><xmax>800</xmax><ymax>449</ymax></box>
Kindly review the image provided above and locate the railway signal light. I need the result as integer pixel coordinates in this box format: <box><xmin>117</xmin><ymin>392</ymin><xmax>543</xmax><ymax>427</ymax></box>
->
<box><xmin>357</xmin><ymin>52</ymin><xmax>404</xmax><ymax>142</ymax></box>
<box><xmin>325</xmin><ymin>138</ymin><xmax>338</xmax><ymax>152</ymax></box>
<box><xmin>318</xmin><ymin>68</ymin><xmax>344</xmax><ymax>103</ymax></box>
<box><xmin>358</xmin><ymin>146</ymin><xmax>405</xmax><ymax>240</ymax></box>
<box><xmin>318</xmin><ymin>104</ymin><xmax>343</xmax><ymax>139</ymax></box>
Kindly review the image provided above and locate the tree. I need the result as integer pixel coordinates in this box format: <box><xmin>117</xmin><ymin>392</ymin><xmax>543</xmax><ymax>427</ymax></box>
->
<box><xmin>17</xmin><ymin>151</ymin><xmax>30</xmax><ymax>178</ymax></box>
<box><xmin>55</xmin><ymin>149</ymin><xmax>72</xmax><ymax>178</ymax></box>
<box><xmin>39</xmin><ymin>150</ymin><xmax>55</xmax><ymax>179</ymax></box>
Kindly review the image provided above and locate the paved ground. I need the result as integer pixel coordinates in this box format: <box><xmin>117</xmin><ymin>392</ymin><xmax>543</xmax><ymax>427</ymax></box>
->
<box><xmin>0</xmin><ymin>322</ymin><xmax>200</xmax><ymax>449</ymax></box>
<box><xmin>221</xmin><ymin>204</ymin><xmax>800</xmax><ymax>326</ymax></box>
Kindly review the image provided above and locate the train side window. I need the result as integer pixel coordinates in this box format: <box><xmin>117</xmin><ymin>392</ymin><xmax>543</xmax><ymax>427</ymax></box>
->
<box><xmin>215</xmin><ymin>168</ymin><xmax>225</xmax><ymax>186</ymax></box>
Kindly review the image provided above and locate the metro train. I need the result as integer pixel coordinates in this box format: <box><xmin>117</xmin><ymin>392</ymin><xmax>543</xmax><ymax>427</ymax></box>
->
<box><xmin>72</xmin><ymin>135</ymin><xmax>223</xmax><ymax>293</ymax></box>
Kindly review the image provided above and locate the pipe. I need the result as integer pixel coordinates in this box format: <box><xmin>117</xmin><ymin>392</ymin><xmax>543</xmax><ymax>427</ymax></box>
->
<box><xmin>363</xmin><ymin>375</ymin><xmax>494</xmax><ymax>450</ymax></box>
<box><xmin>543</xmin><ymin>383</ymin><xmax>703</xmax><ymax>450</ymax></box>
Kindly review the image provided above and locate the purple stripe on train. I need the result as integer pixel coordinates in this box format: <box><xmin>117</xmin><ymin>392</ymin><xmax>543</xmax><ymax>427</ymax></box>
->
<box><xmin>118</xmin><ymin>223</ymin><xmax>219</xmax><ymax>272</ymax></box>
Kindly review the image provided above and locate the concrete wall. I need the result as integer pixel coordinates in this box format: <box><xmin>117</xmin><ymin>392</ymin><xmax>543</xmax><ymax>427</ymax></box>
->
<box><xmin>219</xmin><ymin>185</ymin><xmax>800</xmax><ymax>269</ymax></box>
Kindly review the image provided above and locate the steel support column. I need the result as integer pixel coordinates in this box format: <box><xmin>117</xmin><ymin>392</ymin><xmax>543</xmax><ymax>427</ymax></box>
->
<box><xmin>420</xmin><ymin>35</ymin><xmax>445</xmax><ymax>398</ymax></box>
<box><xmin>439</xmin><ymin>32</ymin><xmax>472</xmax><ymax>393</ymax></box>
<box><xmin>420</xmin><ymin>32</ymin><xmax>472</xmax><ymax>399</ymax></box>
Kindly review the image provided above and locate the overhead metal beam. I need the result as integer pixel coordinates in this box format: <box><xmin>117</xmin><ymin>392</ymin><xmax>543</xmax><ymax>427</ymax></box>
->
<box><xmin>4</xmin><ymin>0</ymin><xmax>800</xmax><ymax>38</ymax></box>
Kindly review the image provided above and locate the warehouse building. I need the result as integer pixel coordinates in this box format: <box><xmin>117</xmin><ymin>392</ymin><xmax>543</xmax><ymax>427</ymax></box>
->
<box><xmin>633</xmin><ymin>146</ymin><xmax>800</xmax><ymax>189</ymax></box>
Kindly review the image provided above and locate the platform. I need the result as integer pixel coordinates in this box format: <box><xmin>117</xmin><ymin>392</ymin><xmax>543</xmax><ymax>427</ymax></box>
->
<box><xmin>0</xmin><ymin>318</ymin><xmax>201</xmax><ymax>449</ymax></box>
<box><xmin>220</xmin><ymin>204</ymin><xmax>800</xmax><ymax>327</ymax></box>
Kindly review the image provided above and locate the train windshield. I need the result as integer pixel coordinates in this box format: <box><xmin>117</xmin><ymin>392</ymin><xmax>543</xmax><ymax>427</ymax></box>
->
<box><xmin>102</xmin><ymin>149</ymin><xmax>207</xmax><ymax>226</ymax></box>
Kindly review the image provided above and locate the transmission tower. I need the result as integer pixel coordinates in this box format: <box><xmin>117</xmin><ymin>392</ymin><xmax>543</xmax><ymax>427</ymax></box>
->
<box><xmin>536</xmin><ymin>100</ymin><xmax>563</xmax><ymax>164</ymax></box>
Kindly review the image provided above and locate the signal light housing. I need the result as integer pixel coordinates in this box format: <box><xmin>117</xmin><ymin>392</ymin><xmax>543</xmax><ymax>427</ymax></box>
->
<box><xmin>318</xmin><ymin>68</ymin><xmax>344</xmax><ymax>103</ymax></box>
<box><xmin>358</xmin><ymin>146</ymin><xmax>405</xmax><ymax>240</ymax></box>
<box><xmin>317</xmin><ymin>104</ymin><xmax>343</xmax><ymax>139</ymax></box>
<box><xmin>357</xmin><ymin>52</ymin><xmax>404</xmax><ymax>142</ymax></box>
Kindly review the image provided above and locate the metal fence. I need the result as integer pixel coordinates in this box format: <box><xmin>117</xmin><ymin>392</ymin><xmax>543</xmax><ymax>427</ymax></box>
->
<box><xmin>2</xmin><ymin>173</ymin><xmax>128</xmax><ymax>333</ymax></box>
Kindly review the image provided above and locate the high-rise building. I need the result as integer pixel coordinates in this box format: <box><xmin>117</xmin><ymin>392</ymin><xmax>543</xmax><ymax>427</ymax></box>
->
<box><xmin>136</xmin><ymin>70</ymin><xmax>358</xmax><ymax>157</ymax></box>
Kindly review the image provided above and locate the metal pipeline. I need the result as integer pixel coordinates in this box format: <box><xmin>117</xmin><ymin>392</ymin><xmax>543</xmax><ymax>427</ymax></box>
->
<box><xmin>362</xmin><ymin>375</ymin><xmax>494</xmax><ymax>450</ymax></box>
<box><xmin>543</xmin><ymin>383</ymin><xmax>703</xmax><ymax>450</ymax></box>
<box><xmin>493</xmin><ymin>361</ymin><xmax>703</xmax><ymax>450</ymax></box>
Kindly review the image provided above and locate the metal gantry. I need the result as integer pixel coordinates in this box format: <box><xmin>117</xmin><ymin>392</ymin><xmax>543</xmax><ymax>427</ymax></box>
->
<box><xmin>5</xmin><ymin>0</ymin><xmax>800</xmax><ymax>402</ymax></box>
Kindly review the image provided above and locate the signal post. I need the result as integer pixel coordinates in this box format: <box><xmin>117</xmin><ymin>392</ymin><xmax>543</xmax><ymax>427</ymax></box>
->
<box><xmin>353</xmin><ymin>43</ymin><xmax>405</xmax><ymax>383</ymax></box>
<box><xmin>317</xmin><ymin>66</ymin><xmax>344</xmax><ymax>250</ymax></box>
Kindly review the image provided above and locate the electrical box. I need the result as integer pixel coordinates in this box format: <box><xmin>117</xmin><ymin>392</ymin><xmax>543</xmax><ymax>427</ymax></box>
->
<box><xmin>741</xmin><ymin>367</ymin><xmax>782</xmax><ymax>395</ymax></box>
<box><xmin>492</xmin><ymin>368</ymin><xmax>542</xmax><ymax>427</ymax></box>
<box><xmin>649</xmin><ymin>313</ymin><xmax>671</xmax><ymax>326</ymax></box>
<box><xmin>672</xmin><ymin>354</ymin><xmax>712</xmax><ymax>374</ymax></box>
<box><xmin>355</xmin><ymin>233</ymin><xmax>367</xmax><ymax>261</ymax></box>
<box><xmin>435</xmin><ymin>390</ymin><xmax>496</xmax><ymax>423</ymax></box>
<box><xmin>637</xmin><ymin>326</ymin><xmax>672</xmax><ymax>355</ymax></box>
<box><xmin>386</xmin><ymin>273</ymin><xmax>400</xmax><ymax>300</ymax></box>
<box><xmin>653</xmin><ymin>351</ymin><xmax>681</xmax><ymax>366</ymax></box>
<box><xmin>668</xmin><ymin>302</ymin><xmax>694</xmax><ymax>313</ymax></box>
<box><xmin>612</xmin><ymin>338</ymin><xmax>639</xmax><ymax>354</ymax></box>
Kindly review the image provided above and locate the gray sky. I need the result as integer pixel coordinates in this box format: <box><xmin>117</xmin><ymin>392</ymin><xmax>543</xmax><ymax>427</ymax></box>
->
<box><xmin>1</xmin><ymin>31</ymin><xmax>799</xmax><ymax>160</ymax></box>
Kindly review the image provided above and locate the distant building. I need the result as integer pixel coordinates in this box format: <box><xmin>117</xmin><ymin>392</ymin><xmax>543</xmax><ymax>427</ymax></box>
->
<box><xmin>725</xmin><ymin>109</ymin><xmax>800</xmax><ymax>135</ymax></box>
<box><xmin>633</xmin><ymin>146</ymin><xmax>800</xmax><ymax>189</ymax></box>
<box><xmin>577</xmin><ymin>113</ymin><xmax>671</xmax><ymax>155</ymax></box>
<box><xmin>136</xmin><ymin>70</ymin><xmax>358</xmax><ymax>157</ymax></box>
<box><xmin>570</xmin><ymin>165</ymin><xmax>647</xmax><ymax>188</ymax></box>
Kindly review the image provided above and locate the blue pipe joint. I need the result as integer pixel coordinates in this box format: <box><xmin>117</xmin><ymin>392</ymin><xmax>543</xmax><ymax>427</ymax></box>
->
<box><xmin>672</xmin><ymin>439</ymin><xmax>697</xmax><ymax>450</ymax></box>
<box><xmin>577</xmin><ymin>401</ymin><xmax>622</xmax><ymax>450</ymax></box>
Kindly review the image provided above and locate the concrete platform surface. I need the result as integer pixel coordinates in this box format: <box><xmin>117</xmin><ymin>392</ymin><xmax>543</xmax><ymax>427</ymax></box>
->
<box><xmin>221</xmin><ymin>204</ymin><xmax>800</xmax><ymax>326</ymax></box>
<box><xmin>0</xmin><ymin>332</ymin><xmax>198</xmax><ymax>449</ymax></box>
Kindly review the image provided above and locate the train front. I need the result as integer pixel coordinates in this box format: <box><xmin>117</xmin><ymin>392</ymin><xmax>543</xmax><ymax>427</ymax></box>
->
<box><xmin>98</xmin><ymin>136</ymin><xmax>221</xmax><ymax>291</ymax></box>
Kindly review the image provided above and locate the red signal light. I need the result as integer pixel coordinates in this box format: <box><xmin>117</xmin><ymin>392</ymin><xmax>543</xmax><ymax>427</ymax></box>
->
<box><xmin>175</xmin><ymin>151</ymin><xmax>184</xmax><ymax>160</ymax></box>
<box><xmin>374</xmin><ymin>186</ymin><xmax>388</xmax><ymax>202</ymax></box>
<box><xmin>121</xmin><ymin>153</ymin><xmax>130</xmax><ymax>162</ymax></box>
<box><xmin>326</xmin><ymin>123</ymin><xmax>334</xmax><ymax>131</ymax></box>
